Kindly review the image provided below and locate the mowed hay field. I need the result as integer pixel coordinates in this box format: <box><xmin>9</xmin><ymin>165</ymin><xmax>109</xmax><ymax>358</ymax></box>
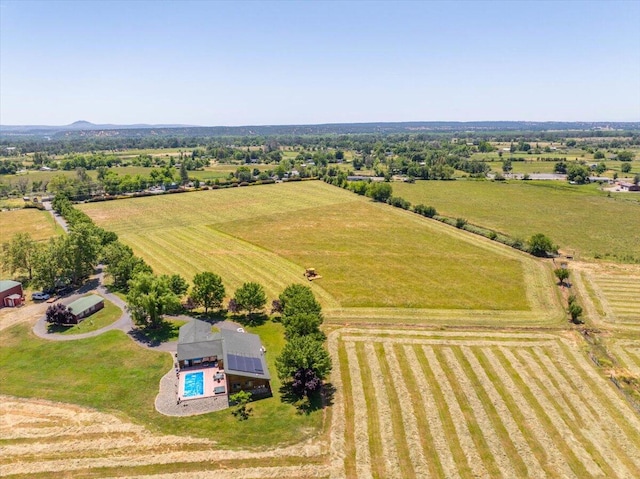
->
<box><xmin>0</xmin><ymin>208</ymin><xmax>61</xmax><ymax>242</ymax></box>
<box><xmin>329</xmin><ymin>328</ymin><xmax>640</xmax><ymax>479</ymax></box>
<box><xmin>393</xmin><ymin>181</ymin><xmax>640</xmax><ymax>262</ymax></box>
<box><xmin>589</xmin><ymin>273</ymin><xmax>640</xmax><ymax>324</ymax></box>
<box><xmin>0</xmin><ymin>395</ymin><xmax>329</xmax><ymax>478</ymax></box>
<box><xmin>79</xmin><ymin>181</ymin><xmax>553</xmax><ymax>313</ymax></box>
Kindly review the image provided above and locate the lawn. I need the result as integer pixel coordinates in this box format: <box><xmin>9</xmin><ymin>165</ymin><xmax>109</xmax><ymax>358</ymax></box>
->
<box><xmin>393</xmin><ymin>180</ymin><xmax>640</xmax><ymax>262</ymax></box>
<box><xmin>0</xmin><ymin>320</ymin><xmax>324</xmax><ymax>449</ymax></box>
<box><xmin>0</xmin><ymin>208</ymin><xmax>62</xmax><ymax>242</ymax></box>
<box><xmin>52</xmin><ymin>298</ymin><xmax>122</xmax><ymax>335</ymax></box>
<box><xmin>80</xmin><ymin>181</ymin><xmax>535</xmax><ymax>311</ymax></box>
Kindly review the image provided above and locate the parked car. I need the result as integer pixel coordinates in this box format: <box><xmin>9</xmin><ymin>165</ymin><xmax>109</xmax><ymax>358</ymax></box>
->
<box><xmin>32</xmin><ymin>292</ymin><xmax>50</xmax><ymax>301</ymax></box>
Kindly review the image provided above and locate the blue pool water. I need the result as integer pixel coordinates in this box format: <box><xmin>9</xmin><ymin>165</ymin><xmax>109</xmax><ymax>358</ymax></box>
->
<box><xmin>183</xmin><ymin>371</ymin><xmax>204</xmax><ymax>398</ymax></box>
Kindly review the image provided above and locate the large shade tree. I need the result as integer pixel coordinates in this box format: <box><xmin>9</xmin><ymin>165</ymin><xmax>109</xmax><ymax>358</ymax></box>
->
<box><xmin>126</xmin><ymin>273</ymin><xmax>181</xmax><ymax>329</ymax></box>
<box><xmin>191</xmin><ymin>272</ymin><xmax>225</xmax><ymax>313</ymax></box>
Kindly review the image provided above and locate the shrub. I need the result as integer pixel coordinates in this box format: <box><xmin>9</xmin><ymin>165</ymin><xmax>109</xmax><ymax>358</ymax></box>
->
<box><xmin>414</xmin><ymin>204</ymin><xmax>437</xmax><ymax>218</ymax></box>
<box><xmin>455</xmin><ymin>218</ymin><xmax>467</xmax><ymax>229</ymax></box>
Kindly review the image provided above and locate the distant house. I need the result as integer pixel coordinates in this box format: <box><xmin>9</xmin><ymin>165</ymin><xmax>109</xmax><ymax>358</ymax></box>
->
<box><xmin>0</xmin><ymin>280</ymin><xmax>24</xmax><ymax>308</ymax></box>
<box><xmin>177</xmin><ymin>319</ymin><xmax>271</xmax><ymax>398</ymax></box>
<box><xmin>66</xmin><ymin>294</ymin><xmax>104</xmax><ymax>323</ymax></box>
<box><xmin>619</xmin><ymin>181</ymin><xmax>640</xmax><ymax>192</ymax></box>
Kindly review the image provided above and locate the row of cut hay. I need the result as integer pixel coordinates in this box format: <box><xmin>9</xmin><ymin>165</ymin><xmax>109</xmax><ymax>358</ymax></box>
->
<box><xmin>590</xmin><ymin>274</ymin><xmax>640</xmax><ymax>323</ymax></box>
<box><xmin>336</xmin><ymin>330</ymin><xmax>640</xmax><ymax>478</ymax></box>
<box><xmin>324</xmin><ymin>307</ymin><xmax>559</xmax><ymax>327</ymax></box>
<box><xmin>610</xmin><ymin>340</ymin><xmax>640</xmax><ymax>377</ymax></box>
<box><xmin>0</xmin><ymin>396</ymin><xmax>329</xmax><ymax>478</ymax></box>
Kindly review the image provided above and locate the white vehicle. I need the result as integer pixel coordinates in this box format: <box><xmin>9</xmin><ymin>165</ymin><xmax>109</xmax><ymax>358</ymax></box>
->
<box><xmin>32</xmin><ymin>292</ymin><xmax>50</xmax><ymax>301</ymax></box>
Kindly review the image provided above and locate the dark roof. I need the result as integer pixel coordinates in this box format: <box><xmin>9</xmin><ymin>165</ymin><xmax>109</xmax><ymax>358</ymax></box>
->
<box><xmin>67</xmin><ymin>295</ymin><xmax>104</xmax><ymax>315</ymax></box>
<box><xmin>177</xmin><ymin>336</ymin><xmax>223</xmax><ymax>361</ymax></box>
<box><xmin>178</xmin><ymin>319</ymin><xmax>217</xmax><ymax>343</ymax></box>
<box><xmin>177</xmin><ymin>319</ymin><xmax>222</xmax><ymax>361</ymax></box>
<box><xmin>177</xmin><ymin>321</ymin><xmax>270</xmax><ymax>380</ymax></box>
<box><xmin>220</xmin><ymin>329</ymin><xmax>270</xmax><ymax>380</ymax></box>
<box><xmin>0</xmin><ymin>280</ymin><xmax>21</xmax><ymax>293</ymax></box>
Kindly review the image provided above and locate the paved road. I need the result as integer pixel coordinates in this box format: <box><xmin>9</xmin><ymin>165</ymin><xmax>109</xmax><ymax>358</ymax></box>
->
<box><xmin>31</xmin><ymin>266</ymin><xmax>241</xmax><ymax>353</ymax></box>
<box><xmin>32</xmin><ymin>266</ymin><xmax>134</xmax><ymax>341</ymax></box>
<box><xmin>42</xmin><ymin>201</ymin><xmax>69</xmax><ymax>232</ymax></box>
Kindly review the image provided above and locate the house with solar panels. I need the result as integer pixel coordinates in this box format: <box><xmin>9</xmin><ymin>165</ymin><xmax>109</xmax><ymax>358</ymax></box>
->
<box><xmin>177</xmin><ymin>319</ymin><xmax>271</xmax><ymax>399</ymax></box>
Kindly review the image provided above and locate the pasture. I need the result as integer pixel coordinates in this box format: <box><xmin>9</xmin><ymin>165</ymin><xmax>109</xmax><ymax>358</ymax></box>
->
<box><xmin>0</xmin><ymin>321</ymin><xmax>323</xmax><ymax>450</ymax></box>
<box><xmin>79</xmin><ymin>181</ymin><xmax>555</xmax><ymax>315</ymax></box>
<box><xmin>393</xmin><ymin>180</ymin><xmax>640</xmax><ymax>262</ymax></box>
<box><xmin>0</xmin><ymin>208</ymin><xmax>61</xmax><ymax>242</ymax></box>
<box><xmin>330</xmin><ymin>328</ymin><xmax>640</xmax><ymax>478</ymax></box>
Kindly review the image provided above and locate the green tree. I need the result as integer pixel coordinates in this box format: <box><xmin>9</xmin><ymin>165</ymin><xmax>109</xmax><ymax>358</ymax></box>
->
<box><xmin>230</xmin><ymin>391</ymin><xmax>252</xmax><ymax>421</ymax></box>
<box><xmin>366</xmin><ymin>182</ymin><xmax>392</xmax><ymax>202</ymax></box>
<box><xmin>126</xmin><ymin>273</ymin><xmax>182</xmax><ymax>329</ymax></box>
<box><xmin>65</xmin><ymin>223</ymin><xmax>101</xmax><ymax>285</ymax></box>
<box><xmin>32</xmin><ymin>237</ymin><xmax>66</xmax><ymax>291</ymax></box>
<box><xmin>283</xmin><ymin>313</ymin><xmax>324</xmax><ymax>340</ymax></box>
<box><xmin>621</xmin><ymin>162</ymin><xmax>631</xmax><ymax>174</ymax></box>
<box><xmin>179</xmin><ymin>162</ymin><xmax>189</xmax><ymax>185</ymax></box>
<box><xmin>566</xmin><ymin>163</ymin><xmax>591</xmax><ymax>184</ymax></box>
<box><xmin>276</xmin><ymin>335</ymin><xmax>332</xmax><ymax>382</ymax></box>
<box><xmin>617</xmin><ymin>150</ymin><xmax>635</xmax><ymax>162</ymax></box>
<box><xmin>593</xmin><ymin>151</ymin><xmax>605</xmax><ymax>160</ymax></box>
<box><xmin>191</xmin><ymin>272</ymin><xmax>226</xmax><ymax>313</ymax></box>
<box><xmin>165</xmin><ymin>274</ymin><xmax>188</xmax><ymax>297</ymax></box>
<box><xmin>278</xmin><ymin>284</ymin><xmax>322</xmax><ymax>318</ymax></box>
<box><xmin>554</xmin><ymin>268</ymin><xmax>570</xmax><ymax>286</ymax></box>
<box><xmin>1</xmin><ymin>232</ymin><xmax>38</xmax><ymax>280</ymax></box>
<box><xmin>233</xmin><ymin>282</ymin><xmax>267</xmax><ymax>316</ymax></box>
<box><xmin>101</xmin><ymin>242</ymin><xmax>152</xmax><ymax>291</ymax></box>
<box><xmin>568</xmin><ymin>302</ymin><xmax>583</xmax><ymax>324</ymax></box>
<box><xmin>528</xmin><ymin>233</ymin><xmax>556</xmax><ymax>257</ymax></box>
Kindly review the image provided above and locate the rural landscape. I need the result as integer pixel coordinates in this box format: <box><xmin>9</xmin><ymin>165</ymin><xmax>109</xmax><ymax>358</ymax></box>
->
<box><xmin>2</xmin><ymin>1</ymin><xmax>640</xmax><ymax>477</ymax></box>
<box><xmin>1</xmin><ymin>121</ymin><xmax>640</xmax><ymax>478</ymax></box>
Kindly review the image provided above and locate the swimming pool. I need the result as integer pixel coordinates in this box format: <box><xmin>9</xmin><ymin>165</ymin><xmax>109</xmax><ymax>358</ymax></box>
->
<box><xmin>183</xmin><ymin>371</ymin><xmax>204</xmax><ymax>398</ymax></box>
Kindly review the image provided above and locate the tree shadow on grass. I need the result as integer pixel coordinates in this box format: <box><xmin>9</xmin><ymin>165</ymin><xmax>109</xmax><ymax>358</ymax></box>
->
<box><xmin>46</xmin><ymin>323</ymin><xmax>72</xmax><ymax>334</ymax></box>
<box><xmin>278</xmin><ymin>382</ymin><xmax>335</xmax><ymax>415</ymax></box>
<box><xmin>128</xmin><ymin>320</ymin><xmax>180</xmax><ymax>347</ymax></box>
<box><xmin>180</xmin><ymin>310</ymin><xmax>229</xmax><ymax>324</ymax></box>
<box><xmin>233</xmin><ymin>312</ymin><xmax>269</xmax><ymax>327</ymax></box>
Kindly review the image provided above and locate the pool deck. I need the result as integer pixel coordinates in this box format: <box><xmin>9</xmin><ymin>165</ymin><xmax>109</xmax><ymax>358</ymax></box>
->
<box><xmin>155</xmin><ymin>363</ymin><xmax>230</xmax><ymax>417</ymax></box>
<box><xmin>178</xmin><ymin>365</ymin><xmax>227</xmax><ymax>401</ymax></box>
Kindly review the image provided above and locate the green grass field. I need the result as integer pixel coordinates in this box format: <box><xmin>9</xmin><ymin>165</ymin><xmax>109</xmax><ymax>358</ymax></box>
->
<box><xmin>394</xmin><ymin>180</ymin><xmax>640</xmax><ymax>262</ymax></box>
<box><xmin>0</xmin><ymin>320</ymin><xmax>323</xmax><ymax>449</ymax></box>
<box><xmin>51</xmin><ymin>298</ymin><xmax>122</xmax><ymax>335</ymax></box>
<box><xmin>79</xmin><ymin>181</ymin><xmax>545</xmax><ymax>312</ymax></box>
<box><xmin>0</xmin><ymin>208</ymin><xmax>62</xmax><ymax>242</ymax></box>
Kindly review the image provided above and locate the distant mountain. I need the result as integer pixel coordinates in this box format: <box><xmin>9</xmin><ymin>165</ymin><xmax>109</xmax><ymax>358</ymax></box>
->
<box><xmin>1</xmin><ymin>120</ymin><xmax>639</xmax><ymax>138</ymax></box>
<box><xmin>0</xmin><ymin>121</ymin><xmax>197</xmax><ymax>134</ymax></box>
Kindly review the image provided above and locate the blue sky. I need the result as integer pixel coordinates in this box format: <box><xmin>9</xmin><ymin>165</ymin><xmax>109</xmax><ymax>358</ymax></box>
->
<box><xmin>1</xmin><ymin>0</ymin><xmax>639</xmax><ymax>125</ymax></box>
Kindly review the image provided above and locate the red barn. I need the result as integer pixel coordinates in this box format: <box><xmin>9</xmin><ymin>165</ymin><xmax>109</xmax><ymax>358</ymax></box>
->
<box><xmin>0</xmin><ymin>280</ymin><xmax>24</xmax><ymax>308</ymax></box>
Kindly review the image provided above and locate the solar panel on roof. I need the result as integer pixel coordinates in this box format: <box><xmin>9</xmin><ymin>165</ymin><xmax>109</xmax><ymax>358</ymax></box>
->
<box><xmin>228</xmin><ymin>354</ymin><xmax>264</xmax><ymax>375</ymax></box>
<box><xmin>228</xmin><ymin>354</ymin><xmax>238</xmax><ymax>371</ymax></box>
<box><xmin>252</xmin><ymin>357</ymin><xmax>263</xmax><ymax>373</ymax></box>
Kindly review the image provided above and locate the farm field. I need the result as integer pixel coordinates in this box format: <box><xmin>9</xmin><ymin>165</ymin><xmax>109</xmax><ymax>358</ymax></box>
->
<box><xmin>330</xmin><ymin>328</ymin><xmax>640</xmax><ymax>478</ymax></box>
<box><xmin>5</xmin><ymin>327</ymin><xmax>639</xmax><ymax>478</ymax></box>
<box><xmin>393</xmin><ymin>180</ymin><xmax>640</xmax><ymax>262</ymax></box>
<box><xmin>79</xmin><ymin>181</ymin><xmax>559</xmax><ymax>315</ymax></box>
<box><xmin>0</xmin><ymin>207</ymin><xmax>61</xmax><ymax>241</ymax></box>
<box><xmin>0</xmin><ymin>320</ymin><xmax>324</xmax><ymax>449</ymax></box>
<box><xmin>587</xmin><ymin>272</ymin><xmax>640</xmax><ymax>324</ymax></box>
